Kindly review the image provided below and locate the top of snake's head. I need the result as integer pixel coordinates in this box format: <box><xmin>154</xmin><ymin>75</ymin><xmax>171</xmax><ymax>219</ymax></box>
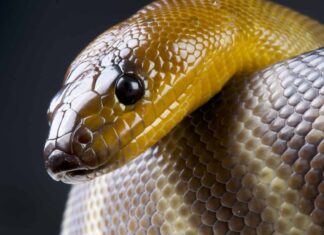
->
<box><xmin>43</xmin><ymin>1</ymin><xmax>236</xmax><ymax>184</ymax></box>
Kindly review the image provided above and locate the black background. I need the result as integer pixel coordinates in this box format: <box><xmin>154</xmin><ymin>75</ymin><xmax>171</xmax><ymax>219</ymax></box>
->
<box><xmin>0</xmin><ymin>0</ymin><xmax>323</xmax><ymax>234</ymax></box>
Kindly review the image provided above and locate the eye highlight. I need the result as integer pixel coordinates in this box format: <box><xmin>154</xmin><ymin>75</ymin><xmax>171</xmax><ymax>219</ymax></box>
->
<box><xmin>115</xmin><ymin>74</ymin><xmax>145</xmax><ymax>105</ymax></box>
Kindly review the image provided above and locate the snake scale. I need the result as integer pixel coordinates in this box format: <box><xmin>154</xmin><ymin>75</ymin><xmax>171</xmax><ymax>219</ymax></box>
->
<box><xmin>43</xmin><ymin>0</ymin><xmax>324</xmax><ymax>234</ymax></box>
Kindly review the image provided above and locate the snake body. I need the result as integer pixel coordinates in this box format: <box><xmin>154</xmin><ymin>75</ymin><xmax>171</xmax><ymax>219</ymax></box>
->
<box><xmin>43</xmin><ymin>0</ymin><xmax>324</xmax><ymax>234</ymax></box>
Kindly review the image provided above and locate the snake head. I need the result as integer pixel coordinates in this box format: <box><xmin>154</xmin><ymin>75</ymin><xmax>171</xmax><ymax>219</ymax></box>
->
<box><xmin>44</xmin><ymin>52</ymin><xmax>156</xmax><ymax>183</ymax></box>
<box><xmin>43</xmin><ymin>1</ymin><xmax>240</xmax><ymax>184</ymax></box>
<box><xmin>43</xmin><ymin>17</ymin><xmax>200</xmax><ymax>183</ymax></box>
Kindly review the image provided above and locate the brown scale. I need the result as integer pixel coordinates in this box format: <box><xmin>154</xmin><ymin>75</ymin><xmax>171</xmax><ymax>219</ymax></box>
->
<box><xmin>61</xmin><ymin>49</ymin><xmax>324</xmax><ymax>235</ymax></box>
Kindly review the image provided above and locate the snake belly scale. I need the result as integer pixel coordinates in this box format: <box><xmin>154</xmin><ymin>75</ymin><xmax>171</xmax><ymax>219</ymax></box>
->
<box><xmin>43</xmin><ymin>0</ymin><xmax>324</xmax><ymax>234</ymax></box>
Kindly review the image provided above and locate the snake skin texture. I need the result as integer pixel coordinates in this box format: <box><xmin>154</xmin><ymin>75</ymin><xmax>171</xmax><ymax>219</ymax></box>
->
<box><xmin>61</xmin><ymin>49</ymin><xmax>324</xmax><ymax>235</ymax></box>
<box><xmin>44</xmin><ymin>0</ymin><xmax>324</xmax><ymax>183</ymax></box>
<box><xmin>42</xmin><ymin>0</ymin><xmax>324</xmax><ymax>234</ymax></box>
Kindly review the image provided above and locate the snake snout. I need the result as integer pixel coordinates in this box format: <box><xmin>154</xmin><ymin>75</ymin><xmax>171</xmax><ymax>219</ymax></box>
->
<box><xmin>46</xmin><ymin>150</ymin><xmax>82</xmax><ymax>174</ymax></box>
<box><xmin>44</xmin><ymin>122</ymin><xmax>111</xmax><ymax>183</ymax></box>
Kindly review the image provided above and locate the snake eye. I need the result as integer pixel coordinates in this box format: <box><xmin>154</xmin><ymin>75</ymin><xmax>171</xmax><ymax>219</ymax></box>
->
<box><xmin>115</xmin><ymin>74</ymin><xmax>144</xmax><ymax>105</ymax></box>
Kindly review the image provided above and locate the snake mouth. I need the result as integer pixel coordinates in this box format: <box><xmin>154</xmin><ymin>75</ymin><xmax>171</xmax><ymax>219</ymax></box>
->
<box><xmin>56</xmin><ymin>163</ymin><xmax>110</xmax><ymax>184</ymax></box>
<box><xmin>45</xmin><ymin>148</ymin><xmax>112</xmax><ymax>184</ymax></box>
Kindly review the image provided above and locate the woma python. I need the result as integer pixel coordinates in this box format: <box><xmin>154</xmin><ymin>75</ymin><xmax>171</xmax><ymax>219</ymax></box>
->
<box><xmin>43</xmin><ymin>0</ymin><xmax>324</xmax><ymax>234</ymax></box>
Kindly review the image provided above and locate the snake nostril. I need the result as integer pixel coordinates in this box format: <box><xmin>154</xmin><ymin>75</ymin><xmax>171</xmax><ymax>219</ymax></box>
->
<box><xmin>77</xmin><ymin>131</ymin><xmax>92</xmax><ymax>144</ymax></box>
<box><xmin>46</xmin><ymin>150</ymin><xmax>82</xmax><ymax>174</ymax></box>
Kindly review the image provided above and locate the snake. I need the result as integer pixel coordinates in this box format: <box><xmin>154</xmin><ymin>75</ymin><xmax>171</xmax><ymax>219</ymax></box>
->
<box><xmin>43</xmin><ymin>0</ymin><xmax>324</xmax><ymax>234</ymax></box>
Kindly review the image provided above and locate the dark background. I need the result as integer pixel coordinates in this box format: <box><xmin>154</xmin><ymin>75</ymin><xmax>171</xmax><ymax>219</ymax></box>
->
<box><xmin>0</xmin><ymin>0</ymin><xmax>323</xmax><ymax>234</ymax></box>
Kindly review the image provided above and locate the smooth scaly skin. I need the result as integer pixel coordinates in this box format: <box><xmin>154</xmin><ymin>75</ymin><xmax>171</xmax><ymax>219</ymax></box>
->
<box><xmin>42</xmin><ymin>0</ymin><xmax>324</xmax><ymax>234</ymax></box>
<box><xmin>61</xmin><ymin>48</ymin><xmax>324</xmax><ymax>235</ymax></box>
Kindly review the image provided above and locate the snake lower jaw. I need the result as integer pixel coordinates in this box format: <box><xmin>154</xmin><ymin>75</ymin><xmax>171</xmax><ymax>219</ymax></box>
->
<box><xmin>44</xmin><ymin>149</ymin><xmax>113</xmax><ymax>184</ymax></box>
<box><xmin>53</xmin><ymin>163</ymin><xmax>111</xmax><ymax>184</ymax></box>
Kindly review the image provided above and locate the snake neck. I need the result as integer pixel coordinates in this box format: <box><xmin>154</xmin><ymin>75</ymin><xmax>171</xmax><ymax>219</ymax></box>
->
<box><xmin>181</xmin><ymin>0</ymin><xmax>324</xmax><ymax>112</ymax></box>
<box><xmin>117</xmin><ymin>0</ymin><xmax>324</xmax><ymax>165</ymax></box>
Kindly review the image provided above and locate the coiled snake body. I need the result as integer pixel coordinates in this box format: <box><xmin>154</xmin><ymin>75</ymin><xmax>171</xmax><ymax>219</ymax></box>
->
<box><xmin>43</xmin><ymin>0</ymin><xmax>324</xmax><ymax>234</ymax></box>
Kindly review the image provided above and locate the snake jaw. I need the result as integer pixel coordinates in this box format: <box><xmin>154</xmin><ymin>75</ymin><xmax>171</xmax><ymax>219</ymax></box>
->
<box><xmin>44</xmin><ymin>121</ymin><xmax>112</xmax><ymax>183</ymax></box>
<box><xmin>44</xmin><ymin>143</ymin><xmax>113</xmax><ymax>184</ymax></box>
